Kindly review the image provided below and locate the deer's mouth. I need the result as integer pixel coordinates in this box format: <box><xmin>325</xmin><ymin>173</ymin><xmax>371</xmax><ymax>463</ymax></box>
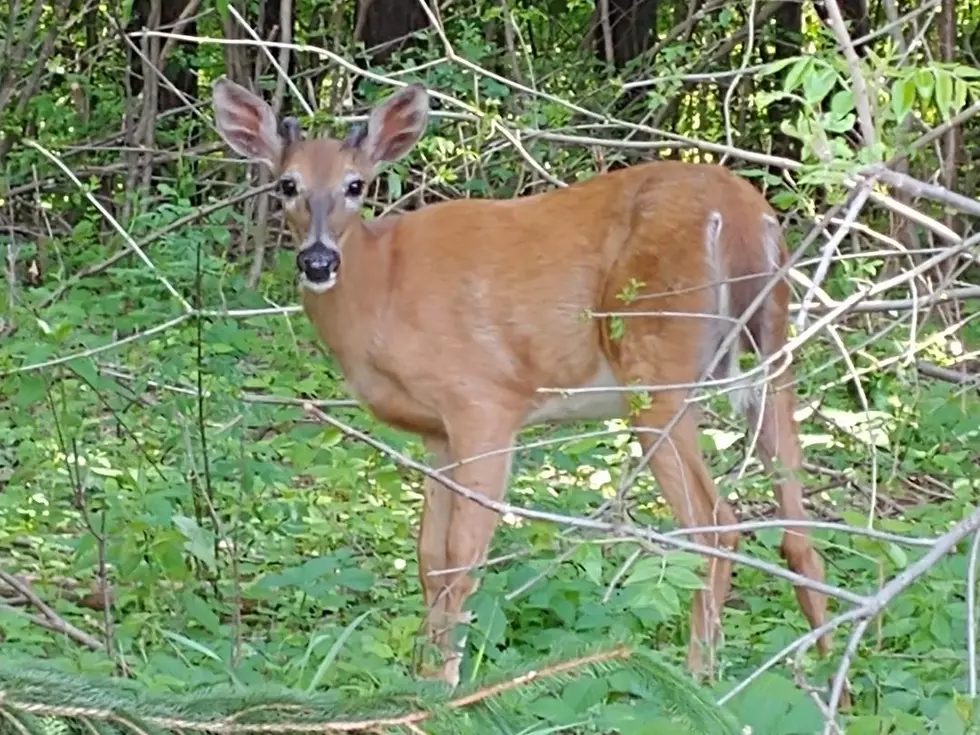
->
<box><xmin>300</xmin><ymin>271</ymin><xmax>338</xmax><ymax>294</ymax></box>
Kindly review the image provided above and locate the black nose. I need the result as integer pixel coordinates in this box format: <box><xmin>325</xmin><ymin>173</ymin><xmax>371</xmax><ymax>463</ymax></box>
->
<box><xmin>297</xmin><ymin>244</ymin><xmax>340</xmax><ymax>283</ymax></box>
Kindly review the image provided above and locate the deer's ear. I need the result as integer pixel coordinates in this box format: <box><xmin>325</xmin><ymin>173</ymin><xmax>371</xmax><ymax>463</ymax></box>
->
<box><xmin>359</xmin><ymin>84</ymin><xmax>429</xmax><ymax>166</ymax></box>
<box><xmin>212</xmin><ymin>77</ymin><xmax>283</xmax><ymax>170</ymax></box>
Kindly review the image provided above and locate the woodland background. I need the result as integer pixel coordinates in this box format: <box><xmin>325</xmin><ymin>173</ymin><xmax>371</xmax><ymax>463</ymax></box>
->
<box><xmin>0</xmin><ymin>0</ymin><xmax>979</xmax><ymax>733</ymax></box>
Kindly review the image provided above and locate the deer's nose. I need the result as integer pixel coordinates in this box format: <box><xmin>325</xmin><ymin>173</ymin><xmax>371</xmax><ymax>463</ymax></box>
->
<box><xmin>297</xmin><ymin>243</ymin><xmax>340</xmax><ymax>284</ymax></box>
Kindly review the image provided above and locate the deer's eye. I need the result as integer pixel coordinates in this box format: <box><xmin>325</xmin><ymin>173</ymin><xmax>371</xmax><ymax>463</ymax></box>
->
<box><xmin>345</xmin><ymin>178</ymin><xmax>365</xmax><ymax>198</ymax></box>
<box><xmin>278</xmin><ymin>178</ymin><xmax>298</xmax><ymax>197</ymax></box>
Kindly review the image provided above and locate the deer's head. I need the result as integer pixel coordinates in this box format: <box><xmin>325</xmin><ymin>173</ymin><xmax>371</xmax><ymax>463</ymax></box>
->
<box><xmin>212</xmin><ymin>77</ymin><xmax>429</xmax><ymax>292</ymax></box>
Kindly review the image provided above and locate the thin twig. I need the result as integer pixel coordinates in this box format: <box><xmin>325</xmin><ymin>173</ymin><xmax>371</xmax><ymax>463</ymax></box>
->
<box><xmin>822</xmin><ymin>0</ymin><xmax>876</xmax><ymax>148</ymax></box>
<box><xmin>23</xmin><ymin>139</ymin><xmax>193</xmax><ymax>313</ymax></box>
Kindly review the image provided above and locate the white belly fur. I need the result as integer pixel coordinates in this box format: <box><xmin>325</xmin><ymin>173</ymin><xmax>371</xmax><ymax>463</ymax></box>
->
<box><xmin>523</xmin><ymin>358</ymin><xmax>627</xmax><ymax>427</ymax></box>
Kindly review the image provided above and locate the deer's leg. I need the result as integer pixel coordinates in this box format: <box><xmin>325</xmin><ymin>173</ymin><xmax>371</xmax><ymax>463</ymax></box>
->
<box><xmin>416</xmin><ymin>435</ymin><xmax>455</xmax><ymax>676</ymax></box>
<box><xmin>744</xmin><ymin>375</ymin><xmax>832</xmax><ymax>654</ymax></box>
<box><xmin>630</xmin><ymin>392</ymin><xmax>740</xmax><ymax>680</ymax></box>
<box><xmin>742</xmin><ymin>371</ymin><xmax>849</xmax><ymax>706</ymax></box>
<box><xmin>432</xmin><ymin>412</ymin><xmax>519</xmax><ymax>688</ymax></box>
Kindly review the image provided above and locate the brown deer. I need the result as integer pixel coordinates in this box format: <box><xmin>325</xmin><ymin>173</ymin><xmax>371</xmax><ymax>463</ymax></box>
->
<box><xmin>211</xmin><ymin>77</ymin><xmax>836</xmax><ymax>691</ymax></box>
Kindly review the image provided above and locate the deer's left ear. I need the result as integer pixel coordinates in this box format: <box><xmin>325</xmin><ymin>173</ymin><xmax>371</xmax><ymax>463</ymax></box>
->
<box><xmin>358</xmin><ymin>84</ymin><xmax>429</xmax><ymax>166</ymax></box>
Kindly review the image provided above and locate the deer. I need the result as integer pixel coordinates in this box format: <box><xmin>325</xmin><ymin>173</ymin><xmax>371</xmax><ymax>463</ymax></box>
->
<box><xmin>211</xmin><ymin>76</ymin><xmax>838</xmax><ymax>694</ymax></box>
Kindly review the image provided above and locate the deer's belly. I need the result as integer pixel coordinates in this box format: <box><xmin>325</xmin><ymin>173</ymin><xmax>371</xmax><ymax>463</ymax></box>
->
<box><xmin>523</xmin><ymin>358</ymin><xmax>627</xmax><ymax>427</ymax></box>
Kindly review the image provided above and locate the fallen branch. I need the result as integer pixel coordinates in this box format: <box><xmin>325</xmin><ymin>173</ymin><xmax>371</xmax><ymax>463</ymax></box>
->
<box><xmin>916</xmin><ymin>360</ymin><xmax>979</xmax><ymax>389</ymax></box>
<box><xmin>0</xmin><ymin>570</ymin><xmax>104</xmax><ymax>651</ymax></box>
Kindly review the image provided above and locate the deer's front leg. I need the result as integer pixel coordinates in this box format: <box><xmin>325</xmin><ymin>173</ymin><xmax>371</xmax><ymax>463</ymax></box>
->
<box><xmin>416</xmin><ymin>435</ymin><xmax>455</xmax><ymax>676</ymax></box>
<box><xmin>425</xmin><ymin>412</ymin><xmax>519</xmax><ymax>688</ymax></box>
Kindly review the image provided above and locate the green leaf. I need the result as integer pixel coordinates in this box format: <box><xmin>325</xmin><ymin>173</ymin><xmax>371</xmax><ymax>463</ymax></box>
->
<box><xmin>70</xmin><ymin>359</ymin><xmax>100</xmax><ymax>389</ymax></box>
<box><xmin>754</xmin><ymin>90</ymin><xmax>789</xmax><ymax>109</ymax></box>
<box><xmin>173</xmin><ymin>515</ymin><xmax>217</xmax><ymax>571</ymax></box>
<box><xmin>885</xmin><ymin>542</ymin><xmax>908</xmax><ymax>569</ymax></box>
<box><xmin>954</xmin><ymin>63</ymin><xmax>980</xmax><ymax>78</ymax></box>
<box><xmin>847</xmin><ymin>715</ymin><xmax>892</xmax><ymax>735</ymax></box>
<box><xmin>559</xmin><ymin>435</ymin><xmax>604</xmax><ymax>457</ymax></box>
<box><xmin>930</xmin><ymin>612</ymin><xmax>952</xmax><ymax>645</ymax></box>
<box><xmin>783</xmin><ymin>58</ymin><xmax>811</xmax><ymax>93</ymax></box>
<box><xmin>824</xmin><ymin>112</ymin><xmax>856</xmax><ymax>133</ymax></box>
<box><xmin>334</xmin><ymin>567</ymin><xmax>374</xmax><ymax>591</ymax></box>
<box><xmin>764</xmin><ymin>55</ymin><xmax>804</xmax><ymax>77</ymax></box>
<box><xmin>13</xmin><ymin>375</ymin><xmax>46</xmax><ymax>408</ymax></box>
<box><xmin>830</xmin><ymin>89</ymin><xmax>855</xmax><ymax>116</ymax></box>
<box><xmin>891</xmin><ymin>76</ymin><xmax>916</xmax><ymax>123</ymax></box>
<box><xmin>934</xmin><ymin>69</ymin><xmax>954</xmax><ymax>119</ymax></box>
<box><xmin>802</xmin><ymin>65</ymin><xmax>837</xmax><ymax>104</ymax></box>
<box><xmin>662</xmin><ymin>565</ymin><xmax>705</xmax><ymax>591</ymax></box>
<box><xmin>623</xmin><ymin>556</ymin><xmax>664</xmax><ymax>586</ymax></box>
<box><xmin>954</xmin><ymin>79</ymin><xmax>969</xmax><ymax>113</ymax></box>
<box><xmin>526</xmin><ymin>695</ymin><xmax>582</xmax><ymax>727</ymax></box>
<box><xmin>561</xmin><ymin>674</ymin><xmax>610</xmax><ymax>713</ymax></box>
<box><xmin>633</xmin><ymin>584</ymin><xmax>680</xmax><ymax>619</ymax></box>
<box><xmin>576</xmin><ymin>543</ymin><xmax>604</xmax><ymax>587</ymax></box>
<box><xmin>386</xmin><ymin>171</ymin><xmax>403</xmax><ymax>200</ymax></box>
<box><xmin>933</xmin><ymin>698</ymin><xmax>968</xmax><ymax>735</ymax></box>
<box><xmin>914</xmin><ymin>69</ymin><xmax>934</xmax><ymax>101</ymax></box>
<box><xmin>182</xmin><ymin>590</ymin><xmax>222</xmax><ymax>636</ymax></box>
<box><xmin>161</xmin><ymin>629</ymin><xmax>224</xmax><ymax>663</ymax></box>
<box><xmin>160</xmin><ymin>630</ymin><xmax>243</xmax><ymax>689</ymax></box>
<box><xmin>119</xmin><ymin>0</ymin><xmax>134</xmax><ymax>26</ymax></box>
<box><xmin>306</xmin><ymin>609</ymin><xmax>374</xmax><ymax>692</ymax></box>
<box><xmin>472</xmin><ymin>592</ymin><xmax>508</xmax><ymax>647</ymax></box>
<box><xmin>724</xmin><ymin>672</ymin><xmax>824</xmax><ymax>734</ymax></box>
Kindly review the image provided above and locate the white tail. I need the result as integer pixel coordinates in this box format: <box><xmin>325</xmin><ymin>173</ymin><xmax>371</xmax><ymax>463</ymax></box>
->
<box><xmin>212</xmin><ymin>77</ymin><xmax>837</xmax><ymax>691</ymax></box>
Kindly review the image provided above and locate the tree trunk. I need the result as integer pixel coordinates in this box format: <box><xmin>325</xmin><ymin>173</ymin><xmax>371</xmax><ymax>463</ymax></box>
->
<box><xmin>766</xmin><ymin>1</ymin><xmax>803</xmax><ymax>162</ymax></box>
<box><xmin>354</xmin><ymin>0</ymin><xmax>430</xmax><ymax>65</ymax></box>
<box><xmin>938</xmin><ymin>0</ymin><xmax>961</xmax><ymax>234</ymax></box>
<box><xmin>813</xmin><ymin>0</ymin><xmax>870</xmax><ymax>55</ymax></box>
<box><xmin>127</xmin><ymin>0</ymin><xmax>198</xmax><ymax>113</ymax></box>
<box><xmin>592</xmin><ymin>0</ymin><xmax>658</xmax><ymax>69</ymax></box>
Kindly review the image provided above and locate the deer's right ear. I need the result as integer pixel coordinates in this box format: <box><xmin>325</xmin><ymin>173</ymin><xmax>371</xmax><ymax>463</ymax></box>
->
<box><xmin>212</xmin><ymin>77</ymin><xmax>283</xmax><ymax>171</ymax></box>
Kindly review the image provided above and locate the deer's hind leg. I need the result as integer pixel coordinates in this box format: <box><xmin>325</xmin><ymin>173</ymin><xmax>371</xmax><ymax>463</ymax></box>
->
<box><xmin>605</xmin><ymin>312</ymin><xmax>740</xmax><ymax>678</ymax></box>
<box><xmin>627</xmin><ymin>390</ymin><xmax>740</xmax><ymax>678</ymax></box>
